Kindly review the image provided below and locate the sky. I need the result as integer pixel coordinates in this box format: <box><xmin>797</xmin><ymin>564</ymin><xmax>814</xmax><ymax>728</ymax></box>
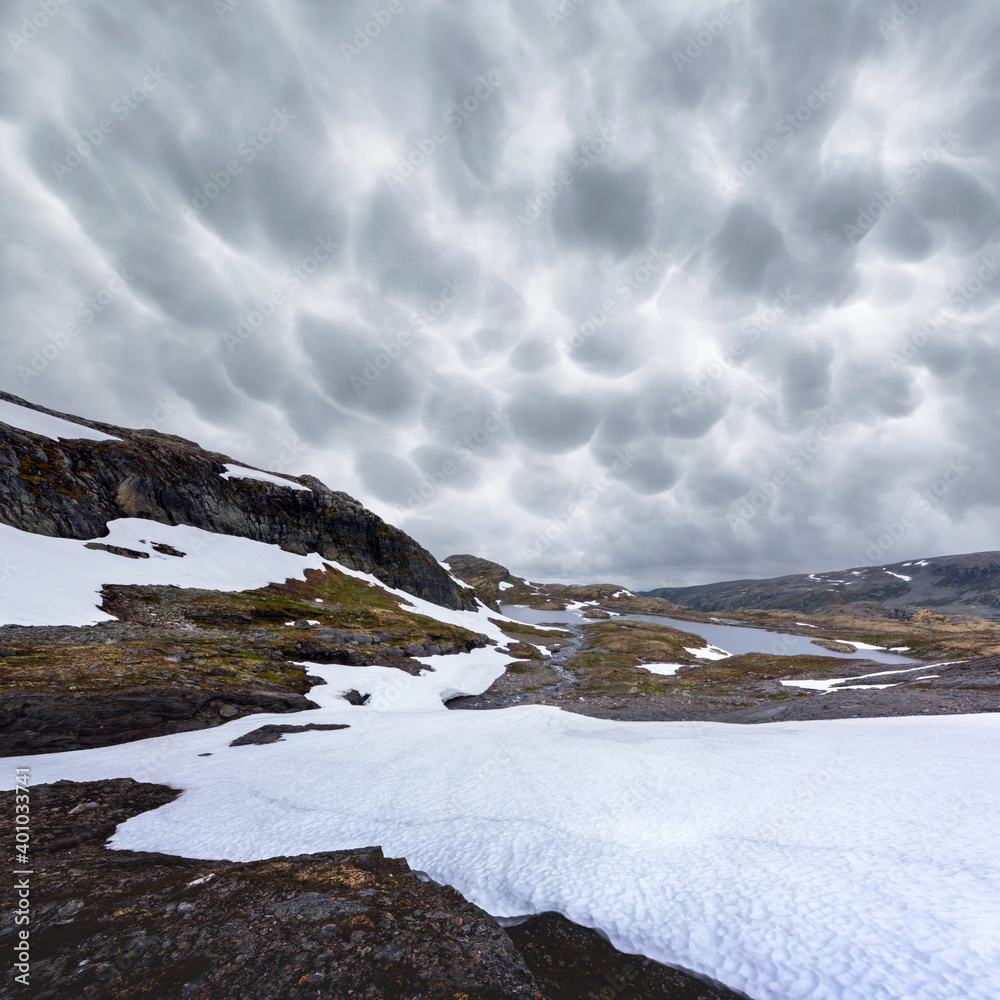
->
<box><xmin>1</xmin><ymin>0</ymin><xmax>999</xmax><ymax>590</ymax></box>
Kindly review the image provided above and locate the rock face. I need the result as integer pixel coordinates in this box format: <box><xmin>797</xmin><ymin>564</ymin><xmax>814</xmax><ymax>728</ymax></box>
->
<box><xmin>644</xmin><ymin>552</ymin><xmax>1000</xmax><ymax>620</ymax></box>
<box><xmin>443</xmin><ymin>554</ymin><xmax>515</xmax><ymax>606</ymax></box>
<box><xmin>0</xmin><ymin>391</ymin><xmax>475</xmax><ymax>611</ymax></box>
<box><xmin>0</xmin><ymin>686</ymin><xmax>318</xmax><ymax>755</ymax></box>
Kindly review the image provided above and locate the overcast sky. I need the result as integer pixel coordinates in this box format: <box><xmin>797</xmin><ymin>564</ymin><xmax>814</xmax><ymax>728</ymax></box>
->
<box><xmin>2</xmin><ymin>0</ymin><xmax>999</xmax><ymax>588</ymax></box>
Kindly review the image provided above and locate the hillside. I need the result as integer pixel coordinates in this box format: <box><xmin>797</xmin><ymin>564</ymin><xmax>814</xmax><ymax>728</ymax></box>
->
<box><xmin>643</xmin><ymin>552</ymin><xmax>1000</xmax><ymax>620</ymax></box>
<box><xmin>0</xmin><ymin>391</ymin><xmax>473</xmax><ymax>611</ymax></box>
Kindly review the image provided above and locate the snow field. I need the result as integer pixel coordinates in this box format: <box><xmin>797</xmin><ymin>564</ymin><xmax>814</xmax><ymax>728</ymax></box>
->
<box><xmin>5</xmin><ymin>654</ymin><xmax>999</xmax><ymax>1000</ymax></box>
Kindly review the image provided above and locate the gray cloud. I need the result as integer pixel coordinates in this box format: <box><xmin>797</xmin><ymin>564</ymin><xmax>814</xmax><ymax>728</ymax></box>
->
<box><xmin>2</xmin><ymin>0</ymin><xmax>999</xmax><ymax>589</ymax></box>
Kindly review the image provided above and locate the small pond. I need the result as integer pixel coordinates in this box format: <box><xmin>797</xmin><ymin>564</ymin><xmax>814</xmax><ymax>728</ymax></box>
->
<box><xmin>499</xmin><ymin>605</ymin><xmax>918</xmax><ymax>666</ymax></box>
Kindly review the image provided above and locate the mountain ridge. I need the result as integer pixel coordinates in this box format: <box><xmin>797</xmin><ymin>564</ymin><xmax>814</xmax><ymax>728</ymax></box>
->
<box><xmin>0</xmin><ymin>390</ymin><xmax>474</xmax><ymax>612</ymax></box>
<box><xmin>643</xmin><ymin>550</ymin><xmax>1000</xmax><ymax>620</ymax></box>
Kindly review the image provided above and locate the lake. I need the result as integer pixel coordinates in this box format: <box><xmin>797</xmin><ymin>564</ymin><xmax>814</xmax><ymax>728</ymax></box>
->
<box><xmin>499</xmin><ymin>605</ymin><xmax>918</xmax><ymax>665</ymax></box>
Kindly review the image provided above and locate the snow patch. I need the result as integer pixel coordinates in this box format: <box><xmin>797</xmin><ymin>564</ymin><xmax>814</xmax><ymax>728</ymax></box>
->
<box><xmin>684</xmin><ymin>644</ymin><xmax>730</xmax><ymax>660</ymax></box>
<box><xmin>641</xmin><ymin>662</ymin><xmax>692</xmax><ymax>676</ymax></box>
<box><xmin>220</xmin><ymin>463</ymin><xmax>311</xmax><ymax>491</ymax></box>
<box><xmin>0</xmin><ymin>519</ymin><xmax>328</xmax><ymax>627</ymax></box>
<box><xmin>884</xmin><ymin>570</ymin><xmax>913</xmax><ymax>582</ymax></box>
<box><xmin>0</xmin><ymin>399</ymin><xmax>119</xmax><ymax>443</ymax></box>
<box><xmin>781</xmin><ymin>663</ymin><xmax>947</xmax><ymax>694</ymax></box>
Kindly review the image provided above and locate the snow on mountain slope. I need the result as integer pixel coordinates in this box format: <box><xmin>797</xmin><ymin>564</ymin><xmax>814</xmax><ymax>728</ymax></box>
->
<box><xmin>0</xmin><ymin>517</ymin><xmax>530</xmax><ymax>643</ymax></box>
<box><xmin>0</xmin><ymin>398</ymin><xmax>120</xmax><ymax>443</ymax></box>
<box><xmin>7</xmin><ymin>654</ymin><xmax>999</xmax><ymax>1000</ymax></box>
<box><xmin>219</xmin><ymin>463</ymin><xmax>312</xmax><ymax>491</ymax></box>
<box><xmin>0</xmin><ymin>518</ymin><xmax>328</xmax><ymax>626</ymax></box>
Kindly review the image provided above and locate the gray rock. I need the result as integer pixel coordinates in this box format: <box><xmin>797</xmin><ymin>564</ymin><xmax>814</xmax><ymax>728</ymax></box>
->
<box><xmin>0</xmin><ymin>389</ymin><xmax>478</xmax><ymax>612</ymax></box>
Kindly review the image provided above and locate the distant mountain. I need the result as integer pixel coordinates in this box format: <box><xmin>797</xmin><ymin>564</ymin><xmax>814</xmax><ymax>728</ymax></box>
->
<box><xmin>643</xmin><ymin>552</ymin><xmax>1000</xmax><ymax>620</ymax></box>
<box><xmin>0</xmin><ymin>391</ymin><xmax>473</xmax><ymax>610</ymax></box>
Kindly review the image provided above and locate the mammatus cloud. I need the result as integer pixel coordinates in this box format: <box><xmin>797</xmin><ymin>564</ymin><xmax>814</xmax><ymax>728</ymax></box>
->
<box><xmin>1</xmin><ymin>0</ymin><xmax>998</xmax><ymax>587</ymax></box>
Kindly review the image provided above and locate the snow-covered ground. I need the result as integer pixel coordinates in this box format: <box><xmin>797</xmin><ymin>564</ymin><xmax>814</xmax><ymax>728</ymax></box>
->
<box><xmin>4</xmin><ymin>647</ymin><xmax>998</xmax><ymax>1000</ymax></box>
<box><xmin>0</xmin><ymin>518</ymin><xmax>528</xmax><ymax>642</ymax></box>
<box><xmin>0</xmin><ymin>398</ymin><xmax>119</xmax><ymax>442</ymax></box>
<box><xmin>3</xmin><ymin>517</ymin><xmax>998</xmax><ymax>999</ymax></box>
<box><xmin>0</xmin><ymin>518</ymin><xmax>329</xmax><ymax>626</ymax></box>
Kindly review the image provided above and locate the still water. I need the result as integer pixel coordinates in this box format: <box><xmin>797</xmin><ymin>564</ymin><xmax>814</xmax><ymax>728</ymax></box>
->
<box><xmin>499</xmin><ymin>605</ymin><xmax>917</xmax><ymax>665</ymax></box>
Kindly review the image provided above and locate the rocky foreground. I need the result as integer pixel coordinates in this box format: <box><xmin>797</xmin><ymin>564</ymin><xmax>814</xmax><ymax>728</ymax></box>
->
<box><xmin>0</xmin><ymin>779</ymin><xmax>746</xmax><ymax>1000</ymax></box>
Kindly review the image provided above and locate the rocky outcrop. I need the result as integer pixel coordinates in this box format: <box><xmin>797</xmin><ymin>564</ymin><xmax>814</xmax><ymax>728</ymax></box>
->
<box><xmin>508</xmin><ymin>912</ymin><xmax>749</xmax><ymax>1000</ymax></box>
<box><xmin>443</xmin><ymin>554</ymin><xmax>516</xmax><ymax>606</ymax></box>
<box><xmin>0</xmin><ymin>686</ymin><xmax>319</xmax><ymax>755</ymax></box>
<box><xmin>0</xmin><ymin>391</ymin><xmax>475</xmax><ymax>611</ymax></box>
<box><xmin>444</xmin><ymin>553</ymin><xmax>689</xmax><ymax>616</ymax></box>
